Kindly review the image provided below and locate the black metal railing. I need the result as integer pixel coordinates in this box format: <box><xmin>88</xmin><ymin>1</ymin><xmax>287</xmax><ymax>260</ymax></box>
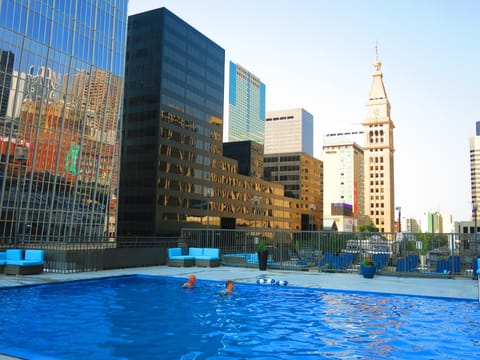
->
<box><xmin>1</xmin><ymin>230</ymin><xmax>478</xmax><ymax>277</ymax></box>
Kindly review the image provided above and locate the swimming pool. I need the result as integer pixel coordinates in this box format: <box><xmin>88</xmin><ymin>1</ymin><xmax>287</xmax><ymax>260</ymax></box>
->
<box><xmin>1</xmin><ymin>275</ymin><xmax>479</xmax><ymax>359</ymax></box>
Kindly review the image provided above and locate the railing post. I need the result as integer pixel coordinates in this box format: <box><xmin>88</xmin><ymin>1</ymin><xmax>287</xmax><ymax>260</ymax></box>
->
<box><xmin>477</xmin><ymin>258</ymin><xmax>480</xmax><ymax>303</ymax></box>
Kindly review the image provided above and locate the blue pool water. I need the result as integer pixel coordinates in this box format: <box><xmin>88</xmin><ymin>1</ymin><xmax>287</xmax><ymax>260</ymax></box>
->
<box><xmin>1</xmin><ymin>275</ymin><xmax>479</xmax><ymax>359</ymax></box>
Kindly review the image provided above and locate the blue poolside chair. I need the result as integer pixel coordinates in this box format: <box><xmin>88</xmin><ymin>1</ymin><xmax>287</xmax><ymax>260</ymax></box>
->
<box><xmin>317</xmin><ymin>252</ymin><xmax>335</xmax><ymax>267</ymax></box>
<box><xmin>396</xmin><ymin>259</ymin><xmax>406</xmax><ymax>272</ymax></box>
<box><xmin>435</xmin><ymin>260</ymin><xmax>449</xmax><ymax>273</ymax></box>
<box><xmin>396</xmin><ymin>255</ymin><xmax>417</xmax><ymax>272</ymax></box>
<box><xmin>406</xmin><ymin>255</ymin><xmax>419</xmax><ymax>272</ymax></box>
<box><xmin>5</xmin><ymin>249</ymin><xmax>44</xmax><ymax>275</ymax></box>
<box><xmin>0</xmin><ymin>251</ymin><xmax>6</xmax><ymax>272</ymax></box>
<box><xmin>167</xmin><ymin>247</ymin><xmax>195</xmax><ymax>267</ymax></box>
<box><xmin>338</xmin><ymin>253</ymin><xmax>354</xmax><ymax>270</ymax></box>
<box><xmin>447</xmin><ymin>256</ymin><xmax>461</xmax><ymax>273</ymax></box>
<box><xmin>372</xmin><ymin>254</ymin><xmax>388</xmax><ymax>270</ymax></box>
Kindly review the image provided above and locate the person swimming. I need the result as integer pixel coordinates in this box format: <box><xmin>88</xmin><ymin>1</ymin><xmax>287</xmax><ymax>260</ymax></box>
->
<box><xmin>181</xmin><ymin>274</ymin><xmax>197</xmax><ymax>288</ymax></box>
<box><xmin>219</xmin><ymin>279</ymin><xmax>234</xmax><ymax>294</ymax></box>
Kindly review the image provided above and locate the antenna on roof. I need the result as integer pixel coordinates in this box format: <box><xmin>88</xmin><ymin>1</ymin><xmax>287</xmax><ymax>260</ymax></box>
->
<box><xmin>375</xmin><ymin>41</ymin><xmax>379</xmax><ymax>61</ymax></box>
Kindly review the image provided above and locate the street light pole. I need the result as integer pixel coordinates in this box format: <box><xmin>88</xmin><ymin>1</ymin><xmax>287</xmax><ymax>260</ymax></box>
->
<box><xmin>309</xmin><ymin>203</ymin><xmax>316</xmax><ymax>231</ymax></box>
<box><xmin>473</xmin><ymin>203</ymin><xmax>478</xmax><ymax>258</ymax></box>
<box><xmin>395</xmin><ymin>206</ymin><xmax>401</xmax><ymax>233</ymax></box>
<box><xmin>205</xmin><ymin>187</ymin><xmax>212</xmax><ymax>246</ymax></box>
<box><xmin>472</xmin><ymin>203</ymin><xmax>478</xmax><ymax>280</ymax></box>
<box><xmin>253</xmin><ymin>196</ymin><xmax>260</xmax><ymax>244</ymax></box>
<box><xmin>14</xmin><ymin>145</ymin><xmax>28</xmax><ymax>246</ymax></box>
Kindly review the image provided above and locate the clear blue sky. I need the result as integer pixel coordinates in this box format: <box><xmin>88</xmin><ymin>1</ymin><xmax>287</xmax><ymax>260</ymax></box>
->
<box><xmin>128</xmin><ymin>0</ymin><xmax>480</xmax><ymax>223</ymax></box>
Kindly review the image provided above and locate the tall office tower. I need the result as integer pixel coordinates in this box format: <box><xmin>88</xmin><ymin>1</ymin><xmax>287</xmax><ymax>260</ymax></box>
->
<box><xmin>0</xmin><ymin>0</ymin><xmax>127</xmax><ymax>243</ymax></box>
<box><xmin>264</xmin><ymin>108</ymin><xmax>314</xmax><ymax>156</ymax></box>
<box><xmin>322</xmin><ymin>136</ymin><xmax>364</xmax><ymax>231</ymax></box>
<box><xmin>363</xmin><ymin>59</ymin><xmax>395</xmax><ymax>233</ymax></box>
<box><xmin>228</xmin><ymin>62</ymin><xmax>265</xmax><ymax>144</ymax></box>
<box><xmin>470</xmin><ymin>121</ymin><xmax>480</xmax><ymax>221</ymax></box>
<box><xmin>121</xmin><ymin>8</ymin><xmax>301</xmax><ymax>235</ymax></box>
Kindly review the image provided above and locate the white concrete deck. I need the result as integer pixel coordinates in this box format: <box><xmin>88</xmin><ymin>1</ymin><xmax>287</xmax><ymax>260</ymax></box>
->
<box><xmin>0</xmin><ymin>265</ymin><xmax>478</xmax><ymax>300</ymax></box>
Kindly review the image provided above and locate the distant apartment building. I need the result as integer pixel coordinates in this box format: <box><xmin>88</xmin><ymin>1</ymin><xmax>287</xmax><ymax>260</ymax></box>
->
<box><xmin>120</xmin><ymin>8</ymin><xmax>306</xmax><ymax>235</ymax></box>
<box><xmin>422</xmin><ymin>212</ymin><xmax>443</xmax><ymax>233</ymax></box>
<box><xmin>265</xmin><ymin>108</ymin><xmax>314</xmax><ymax>157</ymax></box>
<box><xmin>0</xmin><ymin>1</ymin><xmax>127</xmax><ymax>243</ymax></box>
<box><xmin>470</xmin><ymin>121</ymin><xmax>480</xmax><ymax>220</ymax></box>
<box><xmin>322</xmin><ymin>136</ymin><xmax>364</xmax><ymax>231</ymax></box>
<box><xmin>405</xmin><ymin>218</ymin><xmax>421</xmax><ymax>233</ymax></box>
<box><xmin>228</xmin><ymin>62</ymin><xmax>265</xmax><ymax>144</ymax></box>
<box><xmin>363</xmin><ymin>59</ymin><xmax>396</xmax><ymax>233</ymax></box>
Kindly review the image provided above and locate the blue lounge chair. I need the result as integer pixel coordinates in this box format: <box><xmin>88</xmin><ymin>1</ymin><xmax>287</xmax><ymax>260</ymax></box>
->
<box><xmin>5</xmin><ymin>249</ymin><xmax>44</xmax><ymax>275</ymax></box>
<box><xmin>0</xmin><ymin>251</ymin><xmax>6</xmax><ymax>272</ymax></box>
<box><xmin>167</xmin><ymin>247</ymin><xmax>195</xmax><ymax>267</ymax></box>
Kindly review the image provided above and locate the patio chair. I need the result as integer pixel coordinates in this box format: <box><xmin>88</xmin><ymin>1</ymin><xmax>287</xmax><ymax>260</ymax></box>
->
<box><xmin>5</xmin><ymin>249</ymin><xmax>44</xmax><ymax>275</ymax></box>
<box><xmin>0</xmin><ymin>251</ymin><xmax>6</xmax><ymax>272</ymax></box>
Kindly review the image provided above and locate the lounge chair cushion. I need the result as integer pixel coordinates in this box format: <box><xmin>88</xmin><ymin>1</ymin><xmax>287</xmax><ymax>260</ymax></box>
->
<box><xmin>202</xmin><ymin>248</ymin><xmax>220</xmax><ymax>259</ymax></box>
<box><xmin>188</xmin><ymin>247</ymin><xmax>204</xmax><ymax>257</ymax></box>
<box><xmin>6</xmin><ymin>249</ymin><xmax>44</xmax><ymax>266</ymax></box>
<box><xmin>168</xmin><ymin>248</ymin><xmax>182</xmax><ymax>258</ymax></box>
<box><xmin>24</xmin><ymin>249</ymin><xmax>44</xmax><ymax>265</ymax></box>
<box><xmin>6</xmin><ymin>249</ymin><xmax>23</xmax><ymax>261</ymax></box>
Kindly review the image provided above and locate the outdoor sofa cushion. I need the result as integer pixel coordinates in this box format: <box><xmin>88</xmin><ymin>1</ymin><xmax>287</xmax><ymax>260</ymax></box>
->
<box><xmin>203</xmin><ymin>248</ymin><xmax>220</xmax><ymax>259</ymax></box>
<box><xmin>6</xmin><ymin>249</ymin><xmax>44</xmax><ymax>266</ymax></box>
<box><xmin>168</xmin><ymin>247</ymin><xmax>195</xmax><ymax>261</ymax></box>
<box><xmin>6</xmin><ymin>249</ymin><xmax>23</xmax><ymax>262</ymax></box>
<box><xmin>188</xmin><ymin>248</ymin><xmax>204</xmax><ymax>257</ymax></box>
<box><xmin>188</xmin><ymin>248</ymin><xmax>220</xmax><ymax>260</ymax></box>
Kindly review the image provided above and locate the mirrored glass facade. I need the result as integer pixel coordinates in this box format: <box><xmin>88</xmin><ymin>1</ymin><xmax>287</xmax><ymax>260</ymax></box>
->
<box><xmin>120</xmin><ymin>8</ymin><xmax>294</xmax><ymax>236</ymax></box>
<box><xmin>0</xmin><ymin>0</ymin><xmax>128</xmax><ymax>243</ymax></box>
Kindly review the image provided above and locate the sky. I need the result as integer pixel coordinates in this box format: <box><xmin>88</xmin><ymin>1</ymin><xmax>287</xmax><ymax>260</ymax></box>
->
<box><xmin>128</xmin><ymin>0</ymin><xmax>480</xmax><ymax>223</ymax></box>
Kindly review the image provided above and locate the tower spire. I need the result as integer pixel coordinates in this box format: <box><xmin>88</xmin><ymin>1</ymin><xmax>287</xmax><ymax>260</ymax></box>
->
<box><xmin>374</xmin><ymin>42</ymin><xmax>381</xmax><ymax>71</ymax></box>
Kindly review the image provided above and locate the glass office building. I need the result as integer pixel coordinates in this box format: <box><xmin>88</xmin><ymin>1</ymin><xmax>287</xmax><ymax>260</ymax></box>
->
<box><xmin>0</xmin><ymin>1</ymin><xmax>128</xmax><ymax>243</ymax></box>
<box><xmin>120</xmin><ymin>8</ymin><xmax>295</xmax><ymax>236</ymax></box>
<box><xmin>228</xmin><ymin>62</ymin><xmax>266</xmax><ymax>144</ymax></box>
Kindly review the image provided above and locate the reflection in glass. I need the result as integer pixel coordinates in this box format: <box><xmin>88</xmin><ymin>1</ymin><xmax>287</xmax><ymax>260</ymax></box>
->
<box><xmin>0</xmin><ymin>1</ymin><xmax>128</xmax><ymax>243</ymax></box>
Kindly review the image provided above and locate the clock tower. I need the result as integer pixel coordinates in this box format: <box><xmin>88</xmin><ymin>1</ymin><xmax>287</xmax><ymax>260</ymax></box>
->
<box><xmin>363</xmin><ymin>59</ymin><xmax>396</xmax><ymax>233</ymax></box>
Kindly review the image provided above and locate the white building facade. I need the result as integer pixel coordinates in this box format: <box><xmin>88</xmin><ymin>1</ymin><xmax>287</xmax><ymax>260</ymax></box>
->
<box><xmin>264</xmin><ymin>108</ymin><xmax>314</xmax><ymax>156</ymax></box>
<box><xmin>322</xmin><ymin>136</ymin><xmax>364</xmax><ymax>231</ymax></box>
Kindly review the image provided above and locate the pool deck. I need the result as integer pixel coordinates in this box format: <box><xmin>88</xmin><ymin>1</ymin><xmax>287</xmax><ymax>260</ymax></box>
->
<box><xmin>0</xmin><ymin>265</ymin><xmax>479</xmax><ymax>301</ymax></box>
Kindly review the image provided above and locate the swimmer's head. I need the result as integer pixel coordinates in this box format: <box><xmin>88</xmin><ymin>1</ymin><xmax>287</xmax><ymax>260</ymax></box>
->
<box><xmin>225</xmin><ymin>280</ymin><xmax>234</xmax><ymax>291</ymax></box>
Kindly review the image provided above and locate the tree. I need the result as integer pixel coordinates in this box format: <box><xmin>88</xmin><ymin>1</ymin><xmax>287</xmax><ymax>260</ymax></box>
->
<box><xmin>357</xmin><ymin>224</ymin><xmax>379</xmax><ymax>233</ymax></box>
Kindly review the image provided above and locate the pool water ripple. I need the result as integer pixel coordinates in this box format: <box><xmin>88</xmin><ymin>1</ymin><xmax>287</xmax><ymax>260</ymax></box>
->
<box><xmin>1</xmin><ymin>275</ymin><xmax>479</xmax><ymax>359</ymax></box>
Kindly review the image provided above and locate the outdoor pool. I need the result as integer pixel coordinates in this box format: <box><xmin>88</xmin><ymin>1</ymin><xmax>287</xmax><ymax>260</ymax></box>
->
<box><xmin>1</xmin><ymin>275</ymin><xmax>479</xmax><ymax>359</ymax></box>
